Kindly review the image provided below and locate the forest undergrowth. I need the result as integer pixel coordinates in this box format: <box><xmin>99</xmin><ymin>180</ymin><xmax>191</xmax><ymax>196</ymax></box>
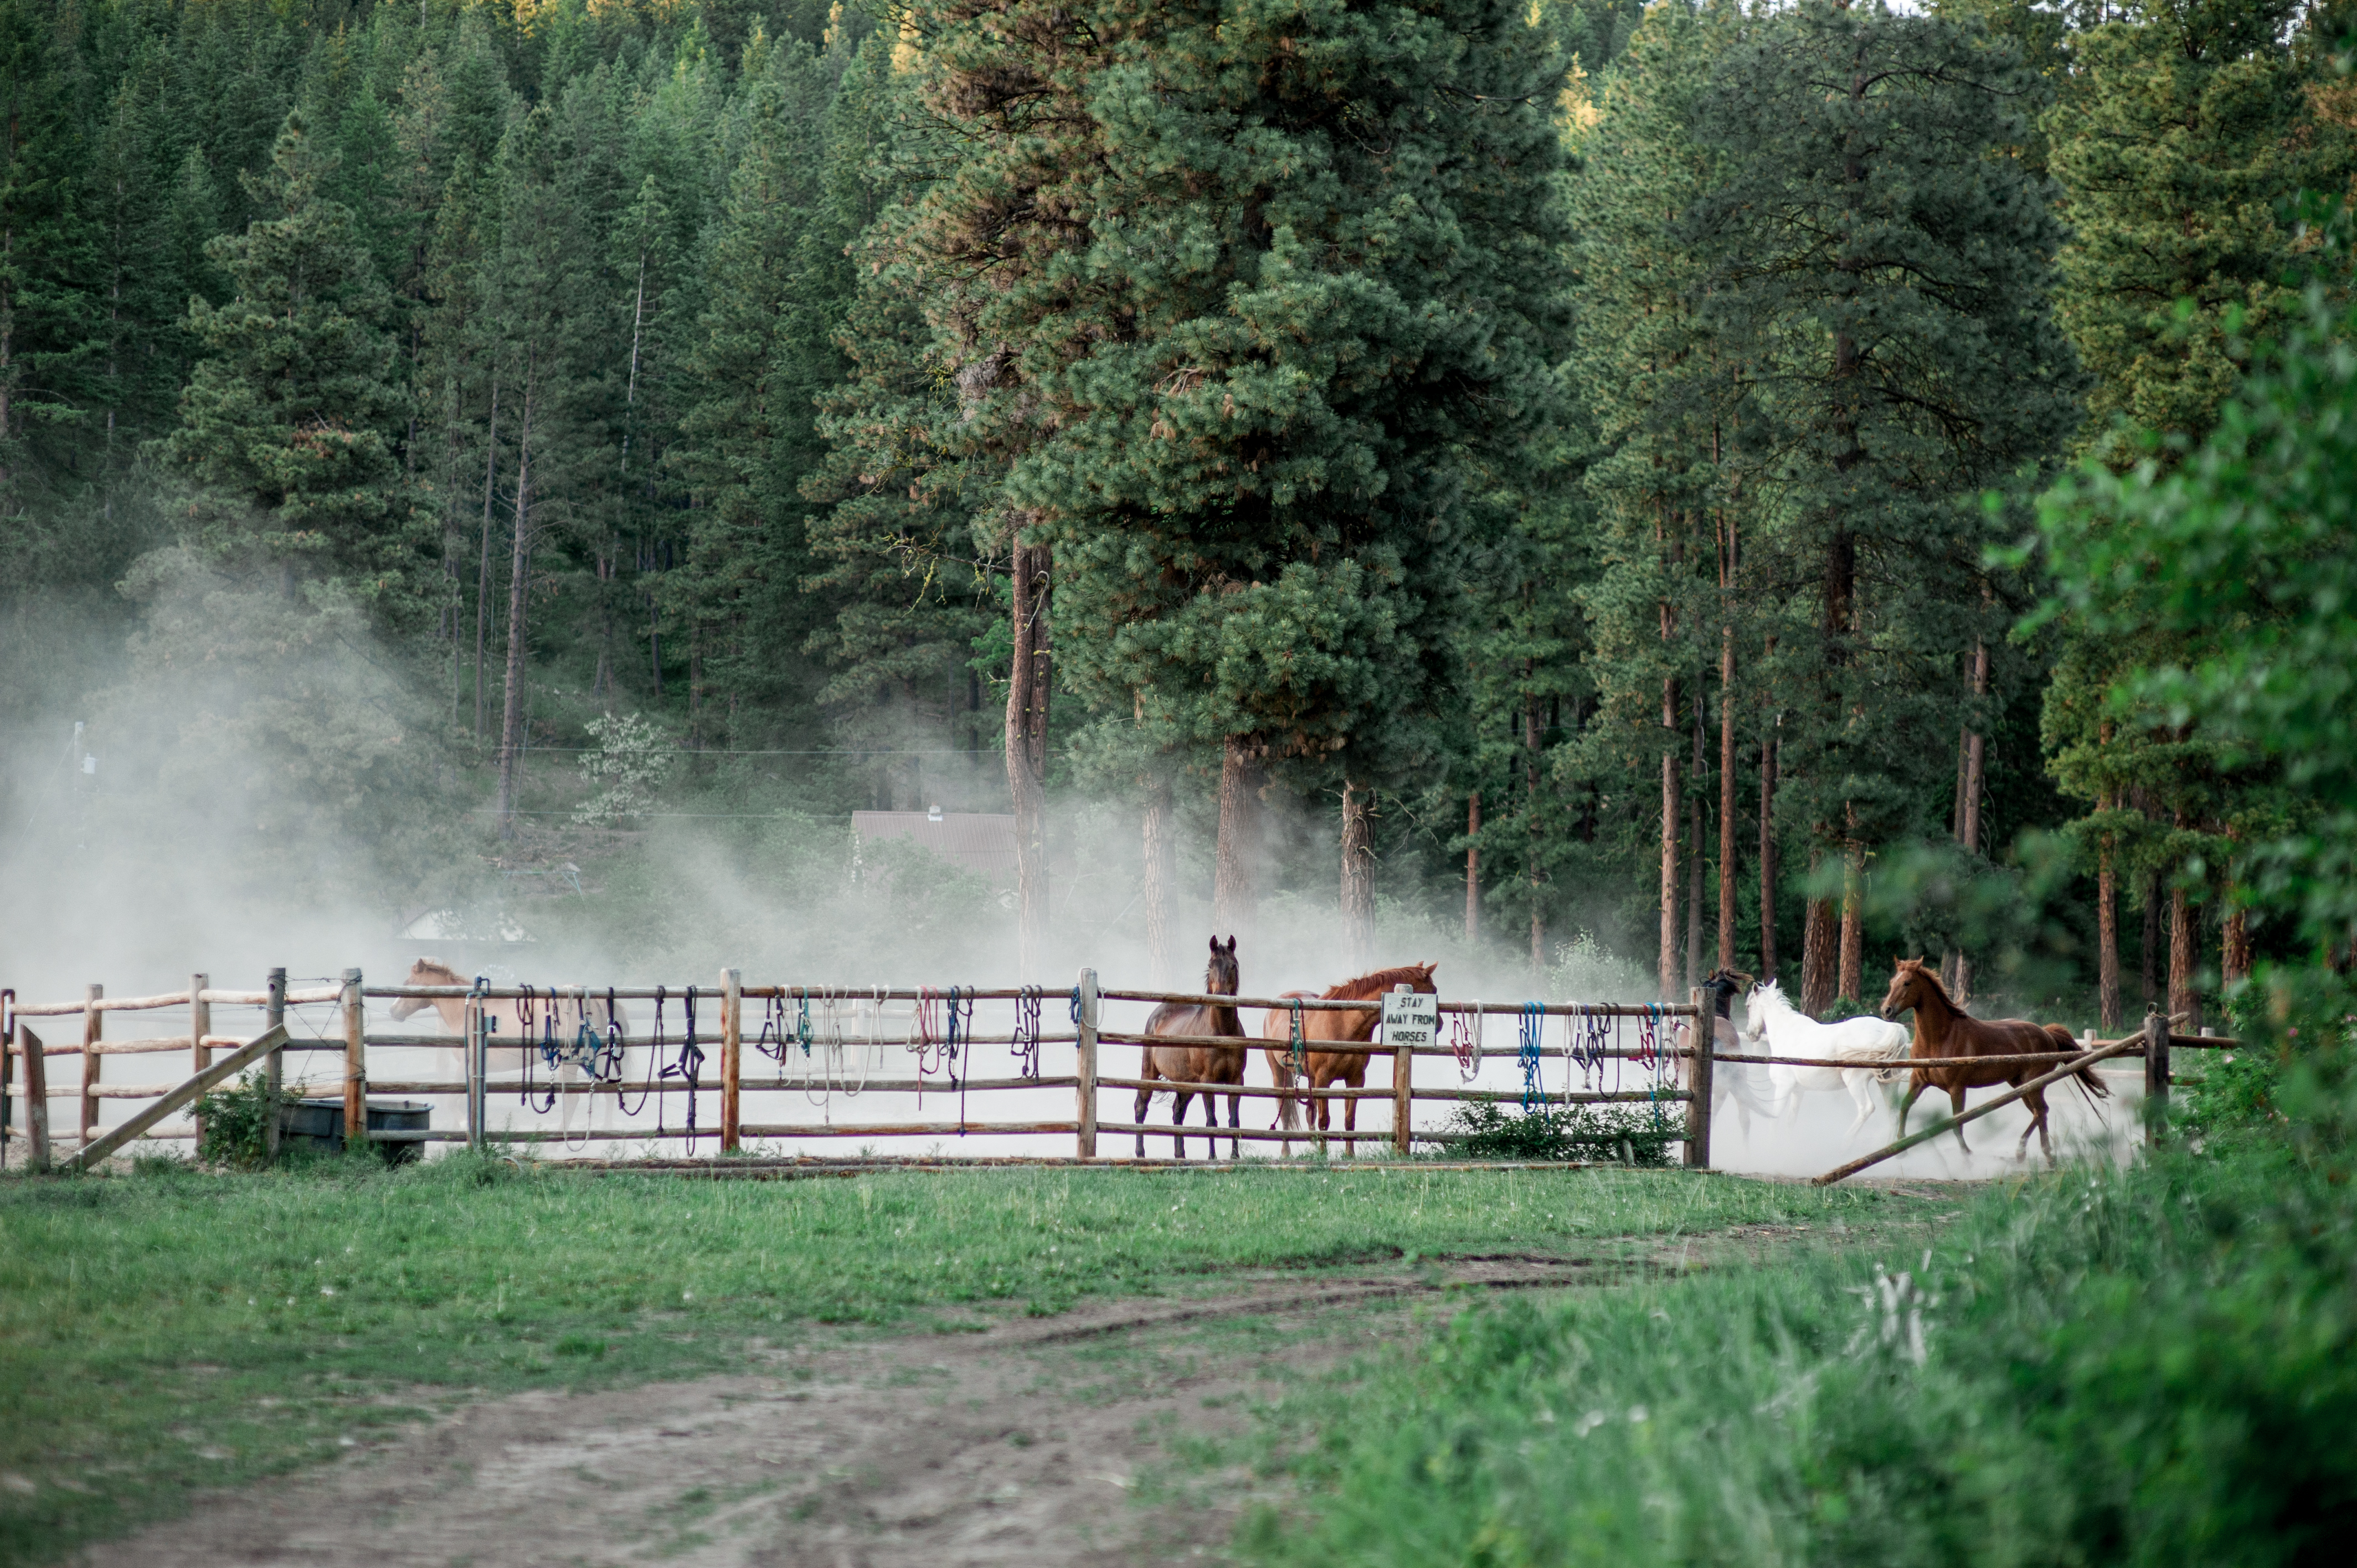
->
<box><xmin>1222</xmin><ymin>1051</ymin><xmax>2356</xmax><ymax>1566</ymax></box>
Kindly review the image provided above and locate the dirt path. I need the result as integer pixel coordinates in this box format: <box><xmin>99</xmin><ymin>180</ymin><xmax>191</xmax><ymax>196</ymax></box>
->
<box><xmin>95</xmin><ymin>1257</ymin><xmax>1610</xmax><ymax>1568</ymax></box>
<box><xmin>94</xmin><ymin>1207</ymin><xmax>1964</xmax><ymax>1568</ymax></box>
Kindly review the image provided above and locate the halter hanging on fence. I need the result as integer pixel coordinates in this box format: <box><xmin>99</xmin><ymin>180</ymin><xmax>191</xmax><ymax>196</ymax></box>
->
<box><xmin>1639</xmin><ymin>1003</ymin><xmax>1666</xmax><ymax>1132</ymax></box>
<box><xmin>519</xmin><ymin>983</ymin><xmax>563</xmax><ymax>1115</ymax></box>
<box><xmin>1012</xmin><ymin>986</ymin><xmax>1043</xmax><ymax>1080</ymax></box>
<box><xmin>795</xmin><ymin>989</ymin><xmax>815</xmax><ymax>1058</ymax></box>
<box><xmin>945</xmin><ymin>986</ymin><xmax>975</xmax><ymax>1129</ymax></box>
<box><xmin>1518</xmin><ymin>1002</ymin><xmax>1545</xmax><ymax>1112</ymax></box>
<box><xmin>1286</xmin><ymin>998</ymin><xmax>1308</xmax><ymax>1086</ymax></box>
<box><xmin>595</xmin><ymin>988</ymin><xmax>627</xmax><ymax>1083</ymax></box>
<box><xmin>662</xmin><ymin>985</ymin><xmax>705</xmax><ymax>1149</ymax></box>
<box><xmin>755</xmin><ymin>994</ymin><xmax>787</xmax><ymax>1065</ymax></box>
<box><xmin>1451</xmin><ymin>1002</ymin><xmax>1484</xmax><ymax>1081</ymax></box>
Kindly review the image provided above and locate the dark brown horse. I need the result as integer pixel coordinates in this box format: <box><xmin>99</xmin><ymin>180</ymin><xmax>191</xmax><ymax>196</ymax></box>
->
<box><xmin>1259</xmin><ymin>962</ymin><xmax>1438</xmax><ymax>1157</ymax></box>
<box><xmin>1136</xmin><ymin>937</ymin><xmax>1248</xmax><ymax>1159</ymax></box>
<box><xmin>1879</xmin><ymin>957</ymin><xmax>2108</xmax><ymax>1163</ymax></box>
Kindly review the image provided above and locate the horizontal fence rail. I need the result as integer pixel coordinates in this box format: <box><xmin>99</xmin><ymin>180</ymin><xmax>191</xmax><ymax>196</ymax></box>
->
<box><xmin>3</xmin><ymin>974</ymin><xmax>2227</xmax><ymax>1174</ymax></box>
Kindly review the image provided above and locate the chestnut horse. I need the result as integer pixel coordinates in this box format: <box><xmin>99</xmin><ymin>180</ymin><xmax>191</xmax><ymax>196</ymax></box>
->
<box><xmin>1259</xmin><ymin>962</ymin><xmax>1438</xmax><ymax>1157</ymax></box>
<box><xmin>387</xmin><ymin>957</ymin><xmax>630</xmax><ymax>1075</ymax></box>
<box><xmin>1136</xmin><ymin>937</ymin><xmax>1248</xmax><ymax>1159</ymax></box>
<box><xmin>1878</xmin><ymin>957</ymin><xmax>2108</xmax><ymax>1164</ymax></box>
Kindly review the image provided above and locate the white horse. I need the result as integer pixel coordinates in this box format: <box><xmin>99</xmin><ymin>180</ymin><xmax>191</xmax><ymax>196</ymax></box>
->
<box><xmin>1740</xmin><ymin>979</ymin><xmax>1912</xmax><ymax>1136</ymax></box>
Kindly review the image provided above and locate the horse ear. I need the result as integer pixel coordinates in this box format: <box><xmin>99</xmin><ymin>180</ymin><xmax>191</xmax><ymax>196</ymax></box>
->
<box><xmin>1224</xmin><ymin>936</ymin><xmax>1237</xmax><ymax>955</ymax></box>
<box><xmin>1209</xmin><ymin>936</ymin><xmax>1220</xmax><ymax>955</ymax></box>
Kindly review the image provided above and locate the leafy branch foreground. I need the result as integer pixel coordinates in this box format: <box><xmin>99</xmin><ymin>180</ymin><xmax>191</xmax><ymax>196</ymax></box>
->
<box><xmin>1232</xmin><ymin>1134</ymin><xmax>2356</xmax><ymax>1566</ymax></box>
<box><xmin>0</xmin><ymin>1161</ymin><xmax>1929</xmax><ymax>1566</ymax></box>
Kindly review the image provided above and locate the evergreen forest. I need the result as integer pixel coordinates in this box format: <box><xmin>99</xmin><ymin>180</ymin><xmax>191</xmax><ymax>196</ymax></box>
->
<box><xmin>2</xmin><ymin>0</ymin><xmax>2351</xmax><ymax>1015</ymax></box>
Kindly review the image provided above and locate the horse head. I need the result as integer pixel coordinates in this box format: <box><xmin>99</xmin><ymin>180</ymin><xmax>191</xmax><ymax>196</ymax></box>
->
<box><xmin>390</xmin><ymin>957</ymin><xmax>459</xmax><ymax>1022</ymax></box>
<box><xmin>1879</xmin><ymin>957</ymin><xmax>1934</xmax><ymax>1020</ymax></box>
<box><xmin>1205</xmin><ymin>935</ymin><xmax>1239</xmax><ymax>997</ymax></box>
<box><xmin>1701</xmin><ymin>968</ymin><xmax>1751</xmax><ymax>1018</ymax></box>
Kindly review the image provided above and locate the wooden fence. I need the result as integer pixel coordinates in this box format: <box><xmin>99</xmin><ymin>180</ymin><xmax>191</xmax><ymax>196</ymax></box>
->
<box><xmin>2</xmin><ymin>971</ymin><xmax>1710</xmax><ymax>1170</ymax></box>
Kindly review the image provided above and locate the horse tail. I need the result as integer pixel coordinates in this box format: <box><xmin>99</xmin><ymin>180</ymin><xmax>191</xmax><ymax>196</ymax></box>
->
<box><xmin>2052</xmin><ymin>1024</ymin><xmax>2111</xmax><ymax>1103</ymax></box>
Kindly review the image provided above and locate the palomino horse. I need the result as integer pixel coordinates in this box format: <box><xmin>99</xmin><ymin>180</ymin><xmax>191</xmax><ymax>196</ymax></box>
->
<box><xmin>1739</xmin><ymin>978</ymin><xmax>1913</xmax><ymax>1136</ymax></box>
<box><xmin>1136</xmin><ymin>937</ymin><xmax>1248</xmax><ymax>1159</ymax></box>
<box><xmin>1879</xmin><ymin>957</ymin><xmax>2108</xmax><ymax>1163</ymax></box>
<box><xmin>1675</xmin><ymin>968</ymin><xmax>1779</xmax><ymax>1141</ymax></box>
<box><xmin>1259</xmin><ymin>962</ymin><xmax>1438</xmax><ymax>1157</ymax></box>
<box><xmin>389</xmin><ymin>958</ymin><xmax>631</xmax><ymax>1134</ymax></box>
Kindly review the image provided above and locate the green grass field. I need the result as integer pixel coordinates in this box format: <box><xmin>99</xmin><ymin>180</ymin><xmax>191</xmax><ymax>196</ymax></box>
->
<box><xmin>1213</xmin><ymin>1139</ymin><xmax>2356</xmax><ymax>1567</ymax></box>
<box><xmin>0</xmin><ymin>1155</ymin><xmax>1942</xmax><ymax>1565</ymax></box>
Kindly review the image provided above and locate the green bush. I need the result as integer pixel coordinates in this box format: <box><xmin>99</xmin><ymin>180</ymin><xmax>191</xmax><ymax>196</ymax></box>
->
<box><xmin>190</xmin><ymin>1072</ymin><xmax>296</xmax><ymax>1170</ymax></box>
<box><xmin>1430</xmin><ymin>1095</ymin><xmax>1677</xmax><ymax>1165</ymax></box>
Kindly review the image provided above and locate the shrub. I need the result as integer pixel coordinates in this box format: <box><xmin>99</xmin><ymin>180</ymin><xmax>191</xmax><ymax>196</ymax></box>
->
<box><xmin>1432</xmin><ymin>1095</ymin><xmax>1677</xmax><ymax>1165</ymax></box>
<box><xmin>191</xmin><ymin>1071</ymin><xmax>297</xmax><ymax>1169</ymax></box>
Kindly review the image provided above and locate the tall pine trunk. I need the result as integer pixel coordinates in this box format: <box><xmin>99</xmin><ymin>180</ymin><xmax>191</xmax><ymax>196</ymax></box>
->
<box><xmin>1213</xmin><ymin>737</ymin><xmax>1258</xmax><ymax>938</ymax></box>
<box><xmin>1526</xmin><ymin>686</ymin><xmax>1544</xmax><ymax>971</ymax></box>
<box><xmin>2141</xmin><ymin>869</ymin><xmax>2160</xmax><ymax>1007</ymax></box>
<box><xmin>1006</xmin><ymin>537</ymin><xmax>1053</xmax><ymax>974</ymax></box>
<box><xmin>1659</xmin><ymin>673</ymin><xmax>1680</xmax><ymax>1000</ymax></box>
<box><xmin>1464</xmin><ymin>791</ymin><xmax>1481</xmax><ymax>942</ymax></box>
<box><xmin>1759</xmin><ymin>646</ymin><xmax>1780</xmax><ymax>981</ymax></box>
<box><xmin>1718</xmin><ymin>628</ymin><xmax>1737</xmax><ymax>973</ymax></box>
<box><xmin>1802</xmin><ymin>848</ymin><xmax>1837</xmax><ymax>1017</ymax></box>
<box><xmin>1142</xmin><ymin>774</ymin><xmax>1174</xmax><ymax>986</ymax></box>
<box><xmin>1951</xmin><ymin>638</ymin><xmax>1989</xmax><ymax>1002</ymax></box>
<box><xmin>1686</xmin><ymin>703</ymin><xmax>1705</xmax><ymax>990</ymax></box>
<box><xmin>474</xmin><ymin>374</ymin><xmax>499</xmax><ymax>740</ymax></box>
<box><xmin>1340</xmin><ymin>778</ymin><xmax>1373</xmax><ymax>971</ymax></box>
<box><xmin>2098</xmin><ymin>811</ymin><xmax>2121</xmax><ymax>1030</ymax></box>
<box><xmin>496</xmin><ymin>355</ymin><xmax>536</xmax><ymax>839</ymax></box>
<box><xmin>1838</xmin><ymin>813</ymin><xmax>1864</xmax><ymax>1005</ymax></box>
<box><xmin>2169</xmin><ymin>874</ymin><xmax>2201</xmax><ymax>1033</ymax></box>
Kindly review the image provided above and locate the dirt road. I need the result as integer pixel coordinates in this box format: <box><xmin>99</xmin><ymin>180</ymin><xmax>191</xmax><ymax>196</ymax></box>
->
<box><xmin>96</xmin><ymin>1257</ymin><xmax>1609</xmax><ymax>1568</ymax></box>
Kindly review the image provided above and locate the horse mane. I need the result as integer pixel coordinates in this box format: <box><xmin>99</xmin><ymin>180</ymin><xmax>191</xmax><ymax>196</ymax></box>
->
<box><xmin>409</xmin><ymin>956</ymin><xmax>462</xmax><ymax>984</ymax></box>
<box><xmin>1748</xmin><ymin>978</ymin><xmax>1790</xmax><ymax>1014</ymax></box>
<box><xmin>1322</xmin><ymin>963</ymin><xmax>1434</xmax><ymax>1000</ymax></box>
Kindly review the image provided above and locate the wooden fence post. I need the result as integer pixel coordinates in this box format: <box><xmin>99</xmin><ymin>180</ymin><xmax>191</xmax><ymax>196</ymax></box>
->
<box><xmin>1684</xmin><ymin>987</ymin><xmax>1713</xmax><ymax>1170</ymax></box>
<box><xmin>263</xmin><ymin>968</ymin><xmax>286</xmax><ymax>1162</ymax></box>
<box><xmin>1076</xmin><ymin>968</ymin><xmax>1099</xmax><ymax>1159</ymax></box>
<box><xmin>19</xmin><ymin>1024</ymin><xmax>49</xmax><ymax>1172</ymax></box>
<box><xmin>2143</xmin><ymin>1009</ymin><xmax>2169</xmax><ymax>1137</ymax></box>
<box><xmin>189</xmin><ymin>973</ymin><xmax>211</xmax><ymax>1153</ymax></box>
<box><xmin>342</xmin><ymin>969</ymin><xmax>366</xmax><ymax>1143</ymax></box>
<box><xmin>720</xmin><ymin>968</ymin><xmax>743</xmax><ymax>1153</ymax></box>
<box><xmin>1392</xmin><ymin>987</ymin><xmax>1413</xmax><ymax>1156</ymax></box>
<box><xmin>465</xmin><ymin>988</ymin><xmax>484</xmax><ymax>1153</ymax></box>
<box><xmin>81</xmin><ymin>984</ymin><xmax>101</xmax><ymax>1149</ymax></box>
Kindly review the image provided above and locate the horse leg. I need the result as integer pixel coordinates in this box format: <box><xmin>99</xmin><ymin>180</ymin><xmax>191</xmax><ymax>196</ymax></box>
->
<box><xmin>1949</xmin><ymin>1086</ymin><xmax>1972</xmax><ymax>1154</ymax></box>
<box><xmin>2018</xmin><ymin>1086</ymin><xmax>2051</xmax><ymax>1164</ymax></box>
<box><xmin>1226</xmin><ymin>1091</ymin><xmax>1241</xmax><ymax>1162</ymax></box>
<box><xmin>1134</xmin><ymin>1085</ymin><xmax>1152</xmax><ymax>1159</ymax></box>
<box><xmin>1171</xmin><ymin>1089</ymin><xmax>1195</xmax><ymax>1160</ymax></box>
<box><xmin>1896</xmin><ymin>1078</ymin><xmax>1928</xmax><ymax>1141</ymax></box>
<box><xmin>1843</xmin><ymin>1071</ymin><xmax>1873</xmax><ymax>1137</ymax></box>
<box><xmin>1342</xmin><ymin>1086</ymin><xmax>1359</xmax><ymax>1159</ymax></box>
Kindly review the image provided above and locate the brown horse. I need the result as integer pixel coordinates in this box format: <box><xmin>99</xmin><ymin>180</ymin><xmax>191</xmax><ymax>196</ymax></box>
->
<box><xmin>1136</xmin><ymin>937</ymin><xmax>1248</xmax><ymax>1159</ymax></box>
<box><xmin>1878</xmin><ymin>957</ymin><xmax>2108</xmax><ymax>1164</ymax></box>
<box><xmin>1259</xmin><ymin>962</ymin><xmax>1438</xmax><ymax>1157</ymax></box>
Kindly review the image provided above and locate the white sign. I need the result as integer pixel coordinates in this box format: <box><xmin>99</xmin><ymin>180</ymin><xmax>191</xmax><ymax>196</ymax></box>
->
<box><xmin>1381</xmin><ymin>990</ymin><xmax>1439</xmax><ymax>1053</ymax></box>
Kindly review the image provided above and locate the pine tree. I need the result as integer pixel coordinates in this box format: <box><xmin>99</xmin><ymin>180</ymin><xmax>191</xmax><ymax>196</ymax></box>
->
<box><xmin>168</xmin><ymin>108</ymin><xmax>419</xmax><ymax>607</ymax></box>
<box><xmin>1572</xmin><ymin>0</ymin><xmax>1744</xmax><ymax>996</ymax></box>
<box><xmin>0</xmin><ymin>0</ymin><xmax>91</xmax><ymax>510</ymax></box>
<box><xmin>1683</xmin><ymin>0</ymin><xmax>2079</xmax><ymax>1011</ymax></box>
<box><xmin>673</xmin><ymin>33</ymin><xmax>838</xmax><ymax>733</ymax></box>
<box><xmin>2046</xmin><ymin>0</ymin><xmax>2323</xmax><ymax>467</ymax></box>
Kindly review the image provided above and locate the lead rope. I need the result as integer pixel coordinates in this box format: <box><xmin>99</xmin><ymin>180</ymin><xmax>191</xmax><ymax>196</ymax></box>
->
<box><xmin>912</xmin><ymin>986</ymin><xmax>942</xmax><ymax>1107</ymax></box>
<box><xmin>945</xmin><ymin>986</ymin><xmax>974</xmax><ymax>1131</ymax></box>
<box><xmin>1519</xmin><ymin>1002</ymin><xmax>1543</xmax><ymax>1112</ymax></box>
<box><xmin>650</xmin><ymin>986</ymin><xmax>669</xmax><ymax>1134</ymax></box>
<box><xmin>673</xmin><ymin>986</ymin><xmax>704</xmax><ymax>1151</ymax></box>
<box><xmin>1451</xmin><ymin>1002</ymin><xmax>1484</xmax><ymax>1081</ymax></box>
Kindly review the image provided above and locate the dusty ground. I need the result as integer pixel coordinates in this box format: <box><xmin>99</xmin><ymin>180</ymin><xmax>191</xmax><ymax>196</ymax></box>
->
<box><xmin>91</xmin><ymin>1257</ymin><xmax>1614</xmax><ymax>1568</ymax></box>
<box><xmin>93</xmin><ymin>1209</ymin><xmax>1958</xmax><ymax>1567</ymax></box>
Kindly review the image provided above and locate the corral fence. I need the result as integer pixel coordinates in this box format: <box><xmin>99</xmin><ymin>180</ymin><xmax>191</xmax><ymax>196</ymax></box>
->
<box><xmin>0</xmin><ymin>973</ymin><xmax>2234</xmax><ymax>1179</ymax></box>
<box><xmin>2</xmin><ymin>971</ymin><xmax>1710</xmax><ymax>1170</ymax></box>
